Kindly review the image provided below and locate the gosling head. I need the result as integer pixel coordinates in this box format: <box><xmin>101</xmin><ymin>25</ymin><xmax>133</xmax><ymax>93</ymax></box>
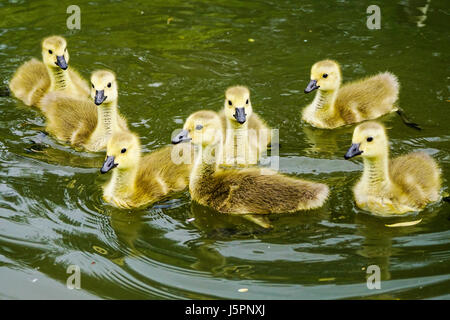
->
<box><xmin>304</xmin><ymin>60</ymin><xmax>341</xmax><ymax>93</ymax></box>
<box><xmin>224</xmin><ymin>86</ymin><xmax>252</xmax><ymax>125</ymax></box>
<box><xmin>172</xmin><ymin>110</ymin><xmax>223</xmax><ymax>148</ymax></box>
<box><xmin>41</xmin><ymin>36</ymin><xmax>69</xmax><ymax>70</ymax></box>
<box><xmin>101</xmin><ymin>132</ymin><xmax>141</xmax><ymax>174</ymax></box>
<box><xmin>345</xmin><ymin>121</ymin><xmax>389</xmax><ymax>160</ymax></box>
<box><xmin>90</xmin><ymin>70</ymin><xmax>118</xmax><ymax>106</ymax></box>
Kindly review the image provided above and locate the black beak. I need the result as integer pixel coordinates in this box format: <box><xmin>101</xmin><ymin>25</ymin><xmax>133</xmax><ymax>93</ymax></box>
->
<box><xmin>344</xmin><ymin>143</ymin><xmax>363</xmax><ymax>159</ymax></box>
<box><xmin>233</xmin><ymin>107</ymin><xmax>247</xmax><ymax>124</ymax></box>
<box><xmin>304</xmin><ymin>79</ymin><xmax>320</xmax><ymax>93</ymax></box>
<box><xmin>100</xmin><ymin>155</ymin><xmax>118</xmax><ymax>174</ymax></box>
<box><xmin>55</xmin><ymin>55</ymin><xmax>68</xmax><ymax>70</ymax></box>
<box><xmin>172</xmin><ymin>129</ymin><xmax>191</xmax><ymax>144</ymax></box>
<box><xmin>94</xmin><ymin>90</ymin><xmax>107</xmax><ymax>106</ymax></box>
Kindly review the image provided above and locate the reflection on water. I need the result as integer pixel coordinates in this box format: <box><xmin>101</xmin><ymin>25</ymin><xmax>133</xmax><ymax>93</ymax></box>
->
<box><xmin>0</xmin><ymin>0</ymin><xmax>449</xmax><ymax>299</ymax></box>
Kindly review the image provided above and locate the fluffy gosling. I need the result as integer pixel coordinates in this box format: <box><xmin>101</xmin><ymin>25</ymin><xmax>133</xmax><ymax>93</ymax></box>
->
<box><xmin>219</xmin><ymin>86</ymin><xmax>271</xmax><ymax>166</ymax></box>
<box><xmin>9</xmin><ymin>35</ymin><xmax>89</xmax><ymax>107</ymax></box>
<box><xmin>173</xmin><ymin>110</ymin><xmax>329</xmax><ymax>217</ymax></box>
<box><xmin>302</xmin><ymin>60</ymin><xmax>400</xmax><ymax>129</ymax></box>
<box><xmin>40</xmin><ymin>70</ymin><xmax>128</xmax><ymax>151</ymax></box>
<box><xmin>345</xmin><ymin>121</ymin><xmax>441</xmax><ymax>215</ymax></box>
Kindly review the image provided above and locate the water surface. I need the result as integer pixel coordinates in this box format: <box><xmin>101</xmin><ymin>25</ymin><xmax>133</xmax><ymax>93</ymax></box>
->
<box><xmin>0</xmin><ymin>0</ymin><xmax>449</xmax><ymax>299</ymax></box>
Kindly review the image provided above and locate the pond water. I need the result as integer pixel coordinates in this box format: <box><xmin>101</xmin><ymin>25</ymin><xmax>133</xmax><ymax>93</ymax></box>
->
<box><xmin>0</xmin><ymin>0</ymin><xmax>449</xmax><ymax>299</ymax></box>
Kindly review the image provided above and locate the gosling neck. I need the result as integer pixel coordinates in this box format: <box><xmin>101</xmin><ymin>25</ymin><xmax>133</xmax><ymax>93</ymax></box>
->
<box><xmin>311</xmin><ymin>89</ymin><xmax>338</xmax><ymax>115</ymax></box>
<box><xmin>95</xmin><ymin>100</ymin><xmax>120</xmax><ymax>137</ymax></box>
<box><xmin>47</xmin><ymin>65</ymin><xmax>71</xmax><ymax>91</ymax></box>
<box><xmin>190</xmin><ymin>142</ymin><xmax>221</xmax><ymax>192</ymax></box>
<box><xmin>361</xmin><ymin>152</ymin><xmax>392</xmax><ymax>194</ymax></box>
<box><xmin>225</xmin><ymin>117</ymin><xmax>249</xmax><ymax>162</ymax></box>
<box><xmin>111</xmin><ymin>160</ymin><xmax>140</xmax><ymax>197</ymax></box>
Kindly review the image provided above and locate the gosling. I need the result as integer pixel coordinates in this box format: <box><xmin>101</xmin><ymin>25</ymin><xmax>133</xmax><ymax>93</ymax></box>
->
<box><xmin>302</xmin><ymin>60</ymin><xmax>400</xmax><ymax>129</ymax></box>
<box><xmin>172</xmin><ymin>110</ymin><xmax>329</xmax><ymax>215</ymax></box>
<box><xmin>219</xmin><ymin>86</ymin><xmax>271</xmax><ymax>166</ymax></box>
<box><xmin>40</xmin><ymin>70</ymin><xmax>128</xmax><ymax>152</ymax></box>
<box><xmin>101</xmin><ymin>131</ymin><xmax>193</xmax><ymax>209</ymax></box>
<box><xmin>9</xmin><ymin>35</ymin><xmax>89</xmax><ymax>107</ymax></box>
<box><xmin>345</xmin><ymin>121</ymin><xmax>441</xmax><ymax>215</ymax></box>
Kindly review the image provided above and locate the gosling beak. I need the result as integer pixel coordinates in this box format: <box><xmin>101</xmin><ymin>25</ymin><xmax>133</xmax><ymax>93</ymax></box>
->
<box><xmin>55</xmin><ymin>55</ymin><xmax>68</xmax><ymax>70</ymax></box>
<box><xmin>233</xmin><ymin>107</ymin><xmax>247</xmax><ymax>124</ymax></box>
<box><xmin>172</xmin><ymin>129</ymin><xmax>191</xmax><ymax>144</ymax></box>
<box><xmin>344</xmin><ymin>143</ymin><xmax>363</xmax><ymax>159</ymax></box>
<box><xmin>100</xmin><ymin>155</ymin><xmax>118</xmax><ymax>174</ymax></box>
<box><xmin>304</xmin><ymin>79</ymin><xmax>320</xmax><ymax>93</ymax></box>
<box><xmin>95</xmin><ymin>90</ymin><xmax>107</xmax><ymax>106</ymax></box>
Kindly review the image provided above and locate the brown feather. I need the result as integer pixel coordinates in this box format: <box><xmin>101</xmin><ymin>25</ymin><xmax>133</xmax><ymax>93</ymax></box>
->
<box><xmin>40</xmin><ymin>92</ymin><xmax>97</xmax><ymax>146</ymax></box>
<box><xmin>192</xmin><ymin>168</ymin><xmax>329</xmax><ymax>214</ymax></box>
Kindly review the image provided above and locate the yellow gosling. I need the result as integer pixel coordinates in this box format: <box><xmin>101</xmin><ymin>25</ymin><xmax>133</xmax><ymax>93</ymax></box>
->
<box><xmin>302</xmin><ymin>60</ymin><xmax>399</xmax><ymax>129</ymax></box>
<box><xmin>101</xmin><ymin>131</ymin><xmax>192</xmax><ymax>209</ymax></box>
<box><xmin>9</xmin><ymin>35</ymin><xmax>89</xmax><ymax>107</ymax></box>
<box><xmin>345</xmin><ymin>121</ymin><xmax>441</xmax><ymax>215</ymax></box>
<box><xmin>219</xmin><ymin>86</ymin><xmax>271</xmax><ymax>166</ymax></box>
<box><xmin>40</xmin><ymin>70</ymin><xmax>128</xmax><ymax>152</ymax></box>
<box><xmin>173</xmin><ymin>110</ymin><xmax>329</xmax><ymax>216</ymax></box>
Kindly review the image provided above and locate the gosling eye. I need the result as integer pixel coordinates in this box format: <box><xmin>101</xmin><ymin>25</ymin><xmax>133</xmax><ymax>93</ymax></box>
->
<box><xmin>48</xmin><ymin>50</ymin><xmax>53</xmax><ymax>54</ymax></box>
<box><xmin>107</xmin><ymin>82</ymin><xmax>112</xmax><ymax>88</ymax></box>
<box><xmin>195</xmin><ymin>124</ymin><xmax>203</xmax><ymax>130</ymax></box>
<box><xmin>91</xmin><ymin>83</ymin><xmax>95</xmax><ymax>88</ymax></box>
<box><xmin>367</xmin><ymin>137</ymin><xmax>373</xmax><ymax>142</ymax></box>
<box><xmin>121</xmin><ymin>148</ymin><xmax>127</xmax><ymax>153</ymax></box>
<box><xmin>228</xmin><ymin>100</ymin><xmax>232</xmax><ymax>106</ymax></box>
<box><xmin>323</xmin><ymin>74</ymin><xmax>328</xmax><ymax>78</ymax></box>
<box><xmin>64</xmin><ymin>47</ymin><xmax>67</xmax><ymax>52</ymax></box>
<box><xmin>246</xmin><ymin>99</ymin><xmax>249</xmax><ymax>104</ymax></box>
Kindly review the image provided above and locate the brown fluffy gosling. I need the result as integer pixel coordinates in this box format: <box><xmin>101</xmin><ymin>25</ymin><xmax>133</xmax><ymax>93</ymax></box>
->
<box><xmin>172</xmin><ymin>110</ymin><xmax>329</xmax><ymax>216</ymax></box>
<box><xmin>345</xmin><ymin>121</ymin><xmax>441</xmax><ymax>215</ymax></box>
<box><xmin>9</xmin><ymin>35</ymin><xmax>89</xmax><ymax>107</ymax></box>
<box><xmin>302</xmin><ymin>60</ymin><xmax>399</xmax><ymax>129</ymax></box>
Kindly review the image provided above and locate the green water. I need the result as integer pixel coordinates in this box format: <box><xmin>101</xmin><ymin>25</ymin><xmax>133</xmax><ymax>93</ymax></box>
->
<box><xmin>0</xmin><ymin>0</ymin><xmax>449</xmax><ymax>299</ymax></box>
